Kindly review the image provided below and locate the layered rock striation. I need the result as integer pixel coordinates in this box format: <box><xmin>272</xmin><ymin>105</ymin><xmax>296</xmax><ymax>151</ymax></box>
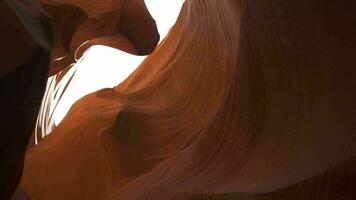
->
<box><xmin>2</xmin><ymin>0</ymin><xmax>356</xmax><ymax>199</ymax></box>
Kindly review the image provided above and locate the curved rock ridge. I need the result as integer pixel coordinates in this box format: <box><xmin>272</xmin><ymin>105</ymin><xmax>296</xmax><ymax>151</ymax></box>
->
<box><xmin>0</xmin><ymin>0</ymin><xmax>160</xmax><ymax>199</ymax></box>
<box><xmin>41</xmin><ymin>0</ymin><xmax>160</xmax><ymax>75</ymax></box>
<box><xmin>32</xmin><ymin>0</ymin><xmax>161</xmax><ymax>145</ymax></box>
<box><xmin>17</xmin><ymin>0</ymin><xmax>356</xmax><ymax>199</ymax></box>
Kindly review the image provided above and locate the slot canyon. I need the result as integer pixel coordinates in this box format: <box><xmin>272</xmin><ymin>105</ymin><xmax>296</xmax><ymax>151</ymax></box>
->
<box><xmin>1</xmin><ymin>0</ymin><xmax>356</xmax><ymax>199</ymax></box>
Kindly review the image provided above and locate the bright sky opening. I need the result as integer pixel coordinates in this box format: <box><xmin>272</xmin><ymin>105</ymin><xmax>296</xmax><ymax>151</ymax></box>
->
<box><xmin>54</xmin><ymin>0</ymin><xmax>185</xmax><ymax>125</ymax></box>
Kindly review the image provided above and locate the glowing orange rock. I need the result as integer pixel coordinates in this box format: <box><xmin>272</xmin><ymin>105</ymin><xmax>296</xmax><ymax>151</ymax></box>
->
<box><xmin>12</xmin><ymin>0</ymin><xmax>356</xmax><ymax>199</ymax></box>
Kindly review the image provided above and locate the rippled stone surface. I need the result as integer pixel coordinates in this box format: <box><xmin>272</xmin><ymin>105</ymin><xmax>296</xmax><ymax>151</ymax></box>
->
<box><xmin>3</xmin><ymin>0</ymin><xmax>356</xmax><ymax>199</ymax></box>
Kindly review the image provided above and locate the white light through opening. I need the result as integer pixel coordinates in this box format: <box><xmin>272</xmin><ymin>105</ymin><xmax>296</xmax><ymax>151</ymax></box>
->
<box><xmin>54</xmin><ymin>0</ymin><xmax>185</xmax><ymax>125</ymax></box>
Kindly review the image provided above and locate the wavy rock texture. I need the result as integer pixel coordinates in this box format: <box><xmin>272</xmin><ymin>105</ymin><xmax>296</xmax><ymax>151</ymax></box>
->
<box><xmin>13</xmin><ymin>0</ymin><xmax>356</xmax><ymax>199</ymax></box>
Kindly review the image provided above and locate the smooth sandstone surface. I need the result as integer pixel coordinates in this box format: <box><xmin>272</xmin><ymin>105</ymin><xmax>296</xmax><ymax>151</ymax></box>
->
<box><xmin>3</xmin><ymin>0</ymin><xmax>356</xmax><ymax>199</ymax></box>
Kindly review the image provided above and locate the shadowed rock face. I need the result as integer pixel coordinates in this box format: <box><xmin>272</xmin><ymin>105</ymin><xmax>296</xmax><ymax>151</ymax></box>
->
<box><xmin>3</xmin><ymin>0</ymin><xmax>356</xmax><ymax>199</ymax></box>
<box><xmin>0</xmin><ymin>1</ymin><xmax>52</xmax><ymax>199</ymax></box>
<box><xmin>41</xmin><ymin>0</ymin><xmax>160</xmax><ymax>75</ymax></box>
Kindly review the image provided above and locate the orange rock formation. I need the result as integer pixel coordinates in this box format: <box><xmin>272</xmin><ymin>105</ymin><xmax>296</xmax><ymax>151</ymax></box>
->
<box><xmin>0</xmin><ymin>0</ymin><xmax>159</xmax><ymax>199</ymax></box>
<box><xmin>41</xmin><ymin>0</ymin><xmax>160</xmax><ymax>75</ymax></box>
<box><xmin>2</xmin><ymin>0</ymin><xmax>356</xmax><ymax>199</ymax></box>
